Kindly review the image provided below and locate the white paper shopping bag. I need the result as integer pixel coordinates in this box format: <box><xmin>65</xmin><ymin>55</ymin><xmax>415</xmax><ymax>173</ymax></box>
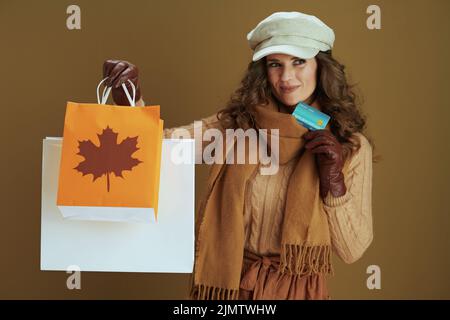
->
<box><xmin>41</xmin><ymin>137</ymin><xmax>195</xmax><ymax>273</ymax></box>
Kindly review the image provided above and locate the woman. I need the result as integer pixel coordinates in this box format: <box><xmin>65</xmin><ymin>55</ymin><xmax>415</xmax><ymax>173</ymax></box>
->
<box><xmin>103</xmin><ymin>11</ymin><xmax>376</xmax><ymax>300</ymax></box>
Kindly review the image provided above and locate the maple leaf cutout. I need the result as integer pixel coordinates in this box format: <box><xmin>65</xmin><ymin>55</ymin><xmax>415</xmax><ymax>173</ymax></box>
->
<box><xmin>74</xmin><ymin>126</ymin><xmax>143</xmax><ymax>192</ymax></box>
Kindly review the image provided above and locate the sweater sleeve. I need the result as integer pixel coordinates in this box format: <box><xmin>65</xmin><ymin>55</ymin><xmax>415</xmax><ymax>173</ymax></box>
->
<box><xmin>322</xmin><ymin>133</ymin><xmax>374</xmax><ymax>264</ymax></box>
<box><xmin>139</xmin><ymin>98</ymin><xmax>224</xmax><ymax>164</ymax></box>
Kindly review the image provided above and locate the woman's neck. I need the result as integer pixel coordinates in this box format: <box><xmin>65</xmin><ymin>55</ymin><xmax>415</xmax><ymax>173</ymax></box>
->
<box><xmin>276</xmin><ymin>97</ymin><xmax>321</xmax><ymax>114</ymax></box>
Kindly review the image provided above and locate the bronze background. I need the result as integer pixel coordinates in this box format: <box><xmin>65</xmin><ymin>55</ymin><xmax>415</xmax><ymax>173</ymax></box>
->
<box><xmin>0</xmin><ymin>0</ymin><xmax>448</xmax><ymax>299</ymax></box>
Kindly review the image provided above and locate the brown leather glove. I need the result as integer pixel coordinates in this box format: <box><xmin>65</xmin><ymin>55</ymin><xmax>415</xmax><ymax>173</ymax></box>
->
<box><xmin>102</xmin><ymin>59</ymin><xmax>141</xmax><ymax>106</ymax></box>
<box><xmin>303</xmin><ymin>130</ymin><xmax>347</xmax><ymax>199</ymax></box>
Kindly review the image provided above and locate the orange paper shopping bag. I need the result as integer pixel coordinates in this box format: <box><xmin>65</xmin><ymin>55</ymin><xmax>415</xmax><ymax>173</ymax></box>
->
<box><xmin>56</xmin><ymin>79</ymin><xmax>164</xmax><ymax>223</ymax></box>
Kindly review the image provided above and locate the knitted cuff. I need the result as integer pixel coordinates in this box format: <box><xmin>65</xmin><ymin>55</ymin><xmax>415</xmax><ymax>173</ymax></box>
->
<box><xmin>323</xmin><ymin>190</ymin><xmax>352</xmax><ymax>207</ymax></box>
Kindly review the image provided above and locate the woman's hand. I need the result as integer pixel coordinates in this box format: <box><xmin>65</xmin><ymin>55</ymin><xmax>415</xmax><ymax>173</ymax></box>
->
<box><xmin>303</xmin><ymin>130</ymin><xmax>347</xmax><ymax>199</ymax></box>
<box><xmin>102</xmin><ymin>59</ymin><xmax>141</xmax><ymax>106</ymax></box>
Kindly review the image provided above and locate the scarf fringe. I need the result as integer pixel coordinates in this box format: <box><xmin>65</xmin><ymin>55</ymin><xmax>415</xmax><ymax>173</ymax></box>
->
<box><xmin>279</xmin><ymin>244</ymin><xmax>334</xmax><ymax>276</ymax></box>
<box><xmin>190</xmin><ymin>284</ymin><xmax>240</xmax><ymax>300</ymax></box>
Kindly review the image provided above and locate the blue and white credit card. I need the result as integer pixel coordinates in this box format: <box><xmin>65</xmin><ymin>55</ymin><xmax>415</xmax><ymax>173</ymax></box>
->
<box><xmin>292</xmin><ymin>101</ymin><xmax>330</xmax><ymax>131</ymax></box>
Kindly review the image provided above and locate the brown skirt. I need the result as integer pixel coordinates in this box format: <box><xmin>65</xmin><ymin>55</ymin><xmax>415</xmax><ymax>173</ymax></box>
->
<box><xmin>239</xmin><ymin>250</ymin><xmax>330</xmax><ymax>300</ymax></box>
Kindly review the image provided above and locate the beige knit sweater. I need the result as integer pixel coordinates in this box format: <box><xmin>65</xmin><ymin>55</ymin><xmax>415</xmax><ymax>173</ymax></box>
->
<box><xmin>158</xmin><ymin>109</ymin><xmax>373</xmax><ymax>264</ymax></box>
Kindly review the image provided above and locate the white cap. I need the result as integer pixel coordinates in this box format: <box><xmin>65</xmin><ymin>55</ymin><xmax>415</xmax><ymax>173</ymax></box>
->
<box><xmin>247</xmin><ymin>12</ymin><xmax>335</xmax><ymax>61</ymax></box>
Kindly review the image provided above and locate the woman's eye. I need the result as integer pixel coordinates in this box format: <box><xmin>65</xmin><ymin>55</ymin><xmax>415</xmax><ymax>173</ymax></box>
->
<box><xmin>294</xmin><ymin>59</ymin><xmax>306</xmax><ymax>65</ymax></box>
<box><xmin>267</xmin><ymin>63</ymin><xmax>280</xmax><ymax>68</ymax></box>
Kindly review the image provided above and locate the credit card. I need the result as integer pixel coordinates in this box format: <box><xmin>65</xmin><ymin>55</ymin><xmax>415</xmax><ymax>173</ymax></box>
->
<box><xmin>292</xmin><ymin>101</ymin><xmax>330</xmax><ymax>131</ymax></box>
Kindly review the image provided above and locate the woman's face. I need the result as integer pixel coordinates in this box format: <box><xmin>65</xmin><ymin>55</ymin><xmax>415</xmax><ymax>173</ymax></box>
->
<box><xmin>266</xmin><ymin>53</ymin><xmax>318</xmax><ymax>109</ymax></box>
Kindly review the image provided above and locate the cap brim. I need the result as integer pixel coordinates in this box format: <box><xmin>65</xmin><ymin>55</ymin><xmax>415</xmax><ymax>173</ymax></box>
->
<box><xmin>252</xmin><ymin>45</ymin><xmax>319</xmax><ymax>61</ymax></box>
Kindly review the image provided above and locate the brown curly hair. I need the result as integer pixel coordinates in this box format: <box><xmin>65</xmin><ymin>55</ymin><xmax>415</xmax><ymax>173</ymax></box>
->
<box><xmin>217</xmin><ymin>50</ymin><xmax>380</xmax><ymax>163</ymax></box>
